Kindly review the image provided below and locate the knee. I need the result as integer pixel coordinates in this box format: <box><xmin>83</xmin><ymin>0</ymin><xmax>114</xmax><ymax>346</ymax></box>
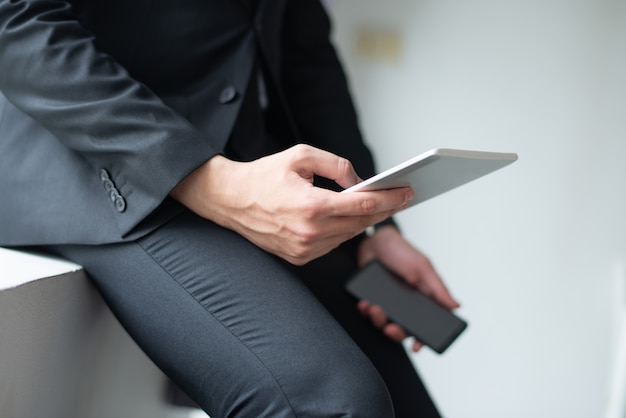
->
<box><xmin>323</xmin><ymin>360</ymin><xmax>394</xmax><ymax>417</ymax></box>
<box><xmin>282</xmin><ymin>351</ymin><xmax>395</xmax><ymax>417</ymax></box>
<box><xmin>210</xmin><ymin>352</ymin><xmax>394</xmax><ymax>418</ymax></box>
<box><xmin>190</xmin><ymin>350</ymin><xmax>394</xmax><ymax>418</ymax></box>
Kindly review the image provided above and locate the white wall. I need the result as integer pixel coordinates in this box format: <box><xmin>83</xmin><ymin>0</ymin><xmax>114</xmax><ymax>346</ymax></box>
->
<box><xmin>327</xmin><ymin>1</ymin><xmax>626</xmax><ymax>417</ymax></box>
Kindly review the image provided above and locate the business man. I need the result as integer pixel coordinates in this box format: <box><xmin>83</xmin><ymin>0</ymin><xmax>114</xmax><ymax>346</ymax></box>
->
<box><xmin>0</xmin><ymin>1</ymin><xmax>458</xmax><ymax>416</ymax></box>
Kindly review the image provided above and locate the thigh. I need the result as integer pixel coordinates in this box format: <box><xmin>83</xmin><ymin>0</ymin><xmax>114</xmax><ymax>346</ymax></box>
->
<box><xmin>293</xmin><ymin>243</ymin><xmax>442</xmax><ymax>418</ymax></box>
<box><xmin>46</xmin><ymin>211</ymin><xmax>393</xmax><ymax>418</ymax></box>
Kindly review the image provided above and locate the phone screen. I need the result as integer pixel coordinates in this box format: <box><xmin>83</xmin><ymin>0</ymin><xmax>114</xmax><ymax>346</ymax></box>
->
<box><xmin>345</xmin><ymin>261</ymin><xmax>467</xmax><ymax>354</ymax></box>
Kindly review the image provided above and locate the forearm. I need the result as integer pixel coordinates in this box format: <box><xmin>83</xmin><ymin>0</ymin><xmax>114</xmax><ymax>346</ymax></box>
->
<box><xmin>0</xmin><ymin>0</ymin><xmax>216</xmax><ymax>233</ymax></box>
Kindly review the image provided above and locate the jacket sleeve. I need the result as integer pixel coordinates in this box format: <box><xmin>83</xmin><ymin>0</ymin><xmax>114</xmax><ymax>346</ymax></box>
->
<box><xmin>0</xmin><ymin>0</ymin><xmax>218</xmax><ymax>237</ymax></box>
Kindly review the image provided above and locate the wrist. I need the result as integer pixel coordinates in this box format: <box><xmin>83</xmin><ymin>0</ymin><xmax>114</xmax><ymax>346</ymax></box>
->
<box><xmin>169</xmin><ymin>154</ymin><xmax>235</xmax><ymax>215</ymax></box>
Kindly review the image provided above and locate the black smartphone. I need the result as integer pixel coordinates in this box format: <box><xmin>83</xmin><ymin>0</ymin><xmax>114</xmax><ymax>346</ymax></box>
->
<box><xmin>345</xmin><ymin>261</ymin><xmax>467</xmax><ymax>354</ymax></box>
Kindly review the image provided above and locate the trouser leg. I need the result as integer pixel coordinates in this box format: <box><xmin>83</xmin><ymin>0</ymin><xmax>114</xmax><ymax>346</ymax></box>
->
<box><xmin>293</xmin><ymin>242</ymin><xmax>443</xmax><ymax>418</ymax></box>
<box><xmin>45</xmin><ymin>211</ymin><xmax>394</xmax><ymax>418</ymax></box>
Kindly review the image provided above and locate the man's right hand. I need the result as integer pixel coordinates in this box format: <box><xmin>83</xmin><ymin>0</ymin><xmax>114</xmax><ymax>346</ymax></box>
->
<box><xmin>170</xmin><ymin>144</ymin><xmax>413</xmax><ymax>265</ymax></box>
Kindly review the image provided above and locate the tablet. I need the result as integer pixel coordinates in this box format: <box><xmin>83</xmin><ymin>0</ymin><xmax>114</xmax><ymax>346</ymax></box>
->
<box><xmin>342</xmin><ymin>148</ymin><xmax>517</xmax><ymax>207</ymax></box>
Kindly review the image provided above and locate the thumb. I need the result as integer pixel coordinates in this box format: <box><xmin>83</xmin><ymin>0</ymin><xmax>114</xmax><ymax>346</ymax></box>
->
<box><xmin>287</xmin><ymin>144</ymin><xmax>361</xmax><ymax>189</ymax></box>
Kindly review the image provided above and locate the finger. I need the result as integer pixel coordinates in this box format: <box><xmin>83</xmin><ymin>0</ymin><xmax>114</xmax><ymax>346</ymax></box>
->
<box><xmin>307</xmin><ymin>190</ymin><xmax>412</xmax><ymax>240</ymax></box>
<box><xmin>394</xmin><ymin>253</ymin><xmax>460</xmax><ymax>310</ymax></box>
<box><xmin>331</xmin><ymin>187</ymin><xmax>414</xmax><ymax>217</ymax></box>
<box><xmin>277</xmin><ymin>210</ymin><xmax>387</xmax><ymax>252</ymax></box>
<box><xmin>383</xmin><ymin>323</ymin><xmax>407</xmax><ymax>343</ymax></box>
<box><xmin>277</xmin><ymin>229</ymin><xmax>365</xmax><ymax>265</ymax></box>
<box><xmin>288</xmin><ymin>145</ymin><xmax>361</xmax><ymax>188</ymax></box>
<box><xmin>357</xmin><ymin>300</ymin><xmax>371</xmax><ymax>317</ymax></box>
<box><xmin>367</xmin><ymin>304</ymin><xmax>389</xmax><ymax>329</ymax></box>
<box><xmin>419</xmin><ymin>269</ymin><xmax>461</xmax><ymax>310</ymax></box>
<box><xmin>359</xmin><ymin>302</ymin><xmax>412</xmax><ymax>347</ymax></box>
<box><xmin>411</xmin><ymin>339</ymin><xmax>424</xmax><ymax>352</ymax></box>
<box><xmin>313</xmin><ymin>212</ymin><xmax>394</xmax><ymax>243</ymax></box>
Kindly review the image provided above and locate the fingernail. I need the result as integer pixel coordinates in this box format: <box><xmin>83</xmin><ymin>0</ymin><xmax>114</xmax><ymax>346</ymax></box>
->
<box><xmin>401</xmin><ymin>191</ymin><xmax>414</xmax><ymax>208</ymax></box>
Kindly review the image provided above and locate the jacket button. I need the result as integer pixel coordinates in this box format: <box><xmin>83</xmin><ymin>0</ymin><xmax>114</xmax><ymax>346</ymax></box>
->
<box><xmin>114</xmin><ymin>196</ymin><xmax>127</xmax><ymax>213</ymax></box>
<box><xmin>109</xmin><ymin>189</ymin><xmax>120</xmax><ymax>202</ymax></box>
<box><xmin>99</xmin><ymin>169</ymin><xmax>110</xmax><ymax>182</ymax></box>
<box><xmin>102</xmin><ymin>178</ymin><xmax>115</xmax><ymax>192</ymax></box>
<box><xmin>108</xmin><ymin>189</ymin><xmax>126</xmax><ymax>213</ymax></box>
<box><xmin>219</xmin><ymin>85</ymin><xmax>238</xmax><ymax>104</ymax></box>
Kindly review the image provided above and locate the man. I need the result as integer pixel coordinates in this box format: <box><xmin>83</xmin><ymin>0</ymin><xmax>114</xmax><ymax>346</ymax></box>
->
<box><xmin>0</xmin><ymin>0</ymin><xmax>458</xmax><ymax>416</ymax></box>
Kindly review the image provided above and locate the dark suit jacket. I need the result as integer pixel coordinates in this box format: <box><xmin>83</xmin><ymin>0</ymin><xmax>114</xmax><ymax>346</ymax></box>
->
<box><xmin>0</xmin><ymin>0</ymin><xmax>377</xmax><ymax>245</ymax></box>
